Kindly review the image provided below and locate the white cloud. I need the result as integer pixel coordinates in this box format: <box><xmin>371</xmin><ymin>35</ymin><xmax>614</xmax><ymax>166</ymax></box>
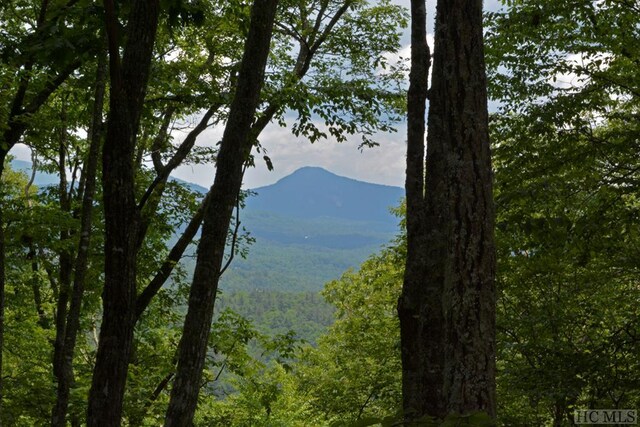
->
<box><xmin>171</xmin><ymin>120</ymin><xmax>408</xmax><ymax>190</ymax></box>
<box><xmin>550</xmin><ymin>52</ymin><xmax>613</xmax><ymax>91</ymax></box>
<box><xmin>8</xmin><ymin>143</ymin><xmax>32</xmax><ymax>161</ymax></box>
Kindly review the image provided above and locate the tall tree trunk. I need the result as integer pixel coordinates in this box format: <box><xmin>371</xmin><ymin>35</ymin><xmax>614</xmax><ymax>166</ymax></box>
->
<box><xmin>430</xmin><ymin>0</ymin><xmax>496</xmax><ymax>415</ymax></box>
<box><xmin>398</xmin><ymin>0</ymin><xmax>437</xmax><ymax>420</ymax></box>
<box><xmin>164</xmin><ymin>0</ymin><xmax>279</xmax><ymax>425</ymax></box>
<box><xmin>52</xmin><ymin>48</ymin><xmax>107</xmax><ymax>427</ymax></box>
<box><xmin>399</xmin><ymin>0</ymin><xmax>496</xmax><ymax>420</ymax></box>
<box><xmin>87</xmin><ymin>1</ymin><xmax>159</xmax><ymax>425</ymax></box>
<box><xmin>52</xmin><ymin>101</ymin><xmax>74</xmax><ymax>398</ymax></box>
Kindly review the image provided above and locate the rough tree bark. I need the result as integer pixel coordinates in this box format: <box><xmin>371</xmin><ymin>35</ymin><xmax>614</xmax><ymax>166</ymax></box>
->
<box><xmin>399</xmin><ymin>0</ymin><xmax>496</xmax><ymax>421</ymax></box>
<box><xmin>86</xmin><ymin>0</ymin><xmax>160</xmax><ymax>425</ymax></box>
<box><xmin>398</xmin><ymin>0</ymin><xmax>435</xmax><ymax>420</ymax></box>
<box><xmin>430</xmin><ymin>0</ymin><xmax>496</xmax><ymax>415</ymax></box>
<box><xmin>164</xmin><ymin>0</ymin><xmax>279</xmax><ymax>425</ymax></box>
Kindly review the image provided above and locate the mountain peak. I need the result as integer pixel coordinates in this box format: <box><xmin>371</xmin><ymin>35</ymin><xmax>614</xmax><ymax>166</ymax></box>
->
<box><xmin>292</xmin><ymin>166</ymin><xmax>329</xmax><ymax>174</ymax></box>
<box><xmin>247</xmin><ymin>166</ymin><xmax>403</xmax><ymax>223</ymax></box>
<box><xmin>274</xmin><ymin>166</ymin><xmax>340</xmax><ymax>183</ymax></box>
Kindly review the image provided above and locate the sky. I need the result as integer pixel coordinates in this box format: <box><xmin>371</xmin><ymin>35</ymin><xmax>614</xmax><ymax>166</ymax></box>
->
<box><xmin>9</xmin><ymin>0</ymin><xmax>504</xmax><ymax>190</ymax></box>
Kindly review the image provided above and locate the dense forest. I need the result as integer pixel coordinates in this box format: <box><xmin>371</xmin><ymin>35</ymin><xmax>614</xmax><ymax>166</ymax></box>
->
<box><xmin>1</xmin><ymin>0</ymin><xmax>639</xmax><ymax>426</ymax></box>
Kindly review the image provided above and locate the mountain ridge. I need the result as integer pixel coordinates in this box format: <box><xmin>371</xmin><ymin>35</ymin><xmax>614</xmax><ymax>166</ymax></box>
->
<box><xmin>246</xmin><ymin>166</ymin><xmax>403</xmax><ymax>223</ymax></box>
<box><xmin>9</xmin><ymin>158</ymin><xmax>402</xmax><ymax>292</ymax></box>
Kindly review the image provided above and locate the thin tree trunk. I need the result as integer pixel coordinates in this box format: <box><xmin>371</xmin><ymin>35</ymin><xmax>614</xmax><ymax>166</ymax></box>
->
<box><xmin>27</xmin><ymin>241</ymin><xmax>48</xmax><ymax>328</ymax></box>
<box><xmin>87</xmin><ymin>0</ymin><xmax>159</xmax><ymax>424</ymax></box>
<box><xmin>164</xmin><ymin>1</ymin><xmax>279</xmax><ymax>425</ymax></box>
<box><xmin>51</xmin><ymin>47</ymin><xmax>107</xmax><ymax>427</ymax></box>
<box><xmin>398</xmin><ymin>0</ymin><xmax>436</xmax><ymax>420</ymax></box>
<box><xmin>52</xmin><ymin>100</ymin><xmax>74</xmax><ymax>394</ymax></box>
<box><xmin>22</xmin><ymin>158</ymin><xmax>49</xmax><ymax>329</ymax></box>
<box><xmin>136</xmin><ymin>105</ymin><xmax>218</xmax><ymax>250</ymax></box>
<box><xmin>135</xmin><ymin>192</ymin><xmax>209</xmax><ymax>320</ymax></box>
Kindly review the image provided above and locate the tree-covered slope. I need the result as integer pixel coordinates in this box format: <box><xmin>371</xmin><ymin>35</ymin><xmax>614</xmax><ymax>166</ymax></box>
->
<box><xmin>221</xmin><ymin>167</ymin><xmax>402</xmax><ymax>292</ymax></box>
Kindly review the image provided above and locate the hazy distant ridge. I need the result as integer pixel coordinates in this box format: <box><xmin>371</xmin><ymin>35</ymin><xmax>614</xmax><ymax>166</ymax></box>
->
<box><xmin>246</xmin><ymin>166</ymin><xmax>403</xmax><ymax>223</ymax></box>
<box><xmin>10</xmin><ymin>159</ymin><xmax>403</xmax><ymax>292</ymax></box>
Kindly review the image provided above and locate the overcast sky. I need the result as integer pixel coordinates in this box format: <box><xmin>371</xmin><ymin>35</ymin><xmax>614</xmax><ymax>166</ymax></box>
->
<box><xmin>10</xmin><ymin>0</ymin><xmax>504</xmax><ymax>190</ymax></box>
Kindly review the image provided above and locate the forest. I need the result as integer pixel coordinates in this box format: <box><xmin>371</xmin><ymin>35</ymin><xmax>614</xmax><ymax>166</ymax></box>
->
<box><xmin>0</xmin><ymin>0</ymin><xmax>639</xmax><ymax>426</ymax></box>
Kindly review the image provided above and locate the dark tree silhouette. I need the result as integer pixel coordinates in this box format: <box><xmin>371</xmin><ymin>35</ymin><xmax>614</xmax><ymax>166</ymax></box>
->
<box><xmin>399</xmin><ymin>0</ymin><xmax>496</xmax><ymax>420</ymax></box>
<box><xmin>164</xmin><ymin>0</ymin><xmax>279</xmax><ymax>425</ymax></box>
<box><xmin>87</xmin><ymin>1</ymin><xmax>160</xmax><ymax>425</ymax></box>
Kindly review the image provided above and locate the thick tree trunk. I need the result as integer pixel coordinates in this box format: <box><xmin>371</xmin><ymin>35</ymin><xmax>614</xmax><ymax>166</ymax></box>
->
<box><xmin>429</xmin><ymin>0</ymin><xmax>496</xmax><ymax>416</ymax></box>
<box><xmin>51</xmin><ymin>48</ymin><xmax>106</xmax><ymax>427</ymax></box>
<box><xmin>87</xmin><ymin>1</ymin><xmax>159</xmax><ymax>425</ymax></box>
<box><xmin>164</xmin><ymin>1</ymin><xmax>279</xmax><ymax>425</ymax></box>
<box><xmin>400</xmin><ymin>0</ymin><xmax>496</xmax><ymax>420</ymax></box>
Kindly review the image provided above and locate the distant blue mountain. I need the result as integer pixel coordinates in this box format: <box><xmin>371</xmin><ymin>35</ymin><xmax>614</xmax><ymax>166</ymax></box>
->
<box><xmin>13</xmin><ymin>158</ymin><xmax>402</xmax><ymax>227</ymax></box>
<box><xmin>224</xmin><ymin>167</ymin><xmax>403</xmax><ymax>291</ymax></box>
<box><xmin>10</xmin><ymin>159</ymin><xmax>404</xmax><ymax>292</ymax></box>
<box><xmin>10</xmin><ymin>159</ymin><xmax>59</xmax><ymax>186</ymax></box>
<box><xmin>10</xmin><ymin>158</ymin><xmax>212</xmax><ymax>194</ymax></box>
<box><xmin>246</xmin><ymin>166</ymin><xmax>403</xmax><ymax>224</ymax></box>
<box><xmin>170</xmin><ymin>176</ymin><xmax>208</xmax><ymax>195</ymax></box>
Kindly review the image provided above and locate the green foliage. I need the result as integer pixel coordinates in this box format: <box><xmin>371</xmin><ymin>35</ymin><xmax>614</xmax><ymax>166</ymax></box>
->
<box><xmin>217</xmin><ymin>290</ymin><xmax>335</xmax><ymax>344</ymax></box>
<box><xmin>188</xmin><ymin>217</ymin><xmax>405</xmax><ymax>426</ymax></box>
<box><xmin>492</xmin><ymin>113</ymin><xmax>640</xmax><ymax>425</ymax></box>
<box><xmin>267</xmin><ymin>0</ymin><xmax>408</xmax><ymax>148</ymax></box>
<box><xmin>193</xmin><ymin>307</ymin><xmax>314</xmax><ymax>427</ymax></box>
<box><xmin>0</xmin><ymin>161</ymin><xmax>58</xmax><ymax>423</ymax></box>
<box><xmin>292</xmin><ymin>241</ymin><xmax>404</xmax><ymax>425</ymax></box>
<box><xmin>179</xmin><ymin>2</ymin><xmax>640</xmax><ymax>425</ymax></box>
<box><xmin>1</xmin><ymin>0</ymin><xmax>411</xmax><ymax>424</ymax></box>
<box><xmin>487</xmin><ymin>1</ymin><xmax>640</xmax><ymax>424</ymax></box>
<box><xmin>220</xmin><ymin>238</ymin><xmax>386</xmax><ymax>292</ymax></box>
<box><xmin>5</xmin><ymin>0</ymin><xmax>638</xmax><ymax>425</ymax></box>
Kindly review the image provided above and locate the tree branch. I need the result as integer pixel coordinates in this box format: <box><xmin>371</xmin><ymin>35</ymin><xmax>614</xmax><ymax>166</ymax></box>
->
<box><xmin>219</xmin><ymin>187</ymin><xmax>244</xmax><ymax>277</ymax></box>
<box><xmin>135</xmin><ymin>192</ymin><xmax>210</xmax><ymax>320</ymax></box>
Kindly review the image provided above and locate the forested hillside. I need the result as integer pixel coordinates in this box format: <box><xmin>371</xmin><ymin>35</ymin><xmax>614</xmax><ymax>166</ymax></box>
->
<box><xmin>12</xmin><ymin>159</ymin><xmax>395</xmax><ymax>342</ymax></box>
<box><xmin>15</xmin><ymin>160</ymin><xmax>402</xmax><ymax>294</ymax></box>
<box><xmin>217</xmin><ymin>166</ymin><xmax>403</xmax><ymax>293</ymax></box>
